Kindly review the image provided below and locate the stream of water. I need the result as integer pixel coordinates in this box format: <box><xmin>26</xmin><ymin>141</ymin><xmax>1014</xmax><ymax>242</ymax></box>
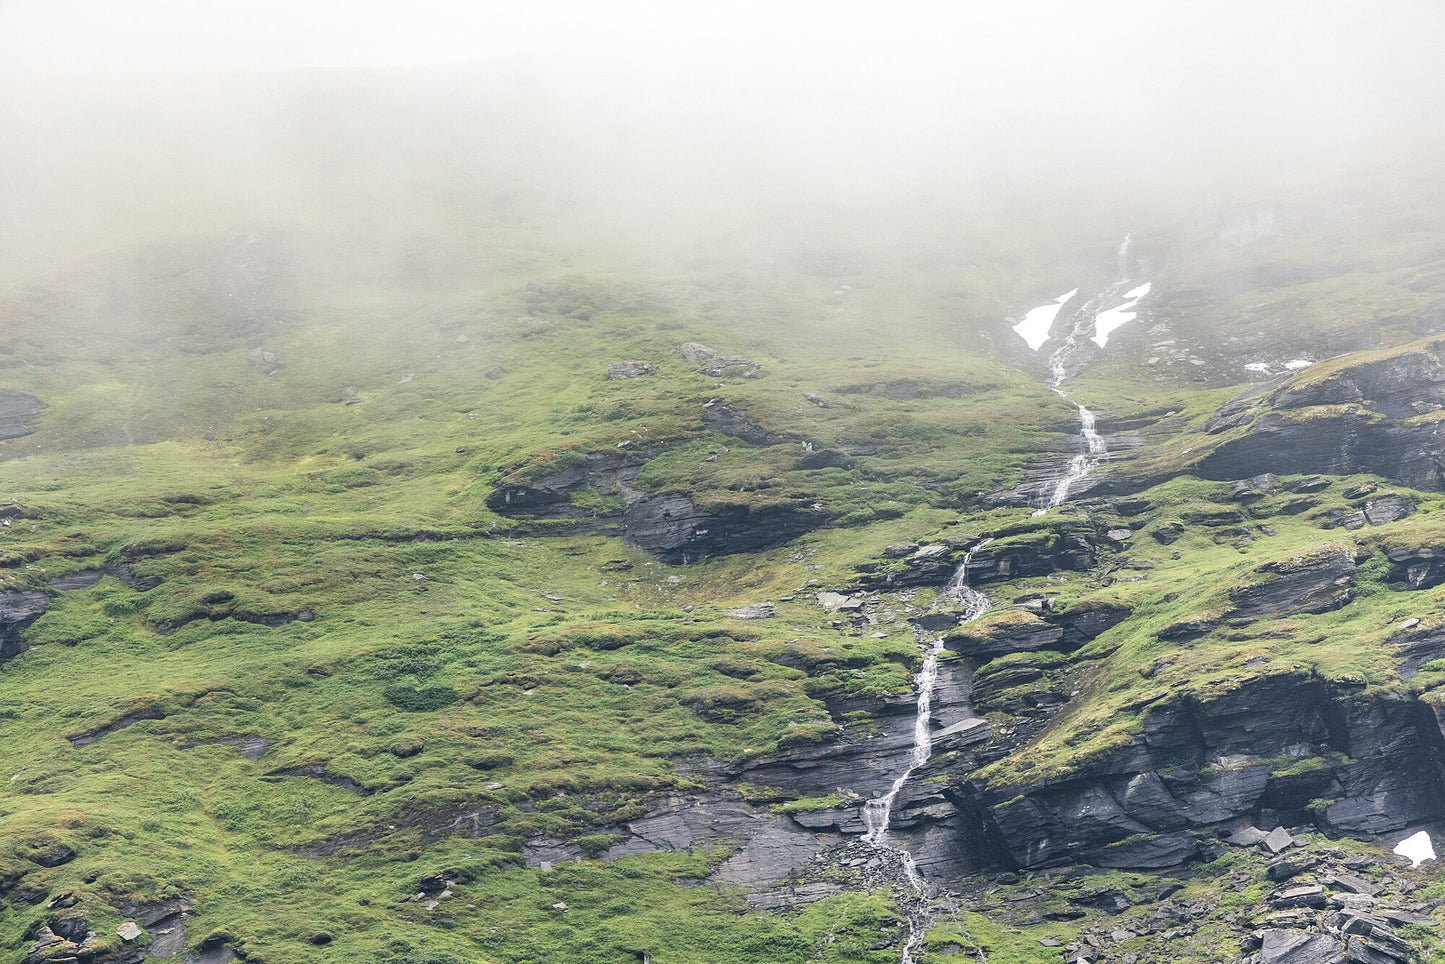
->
<box><xmin>854</xmin><ymin>239</ymin><xmax>1140</xmax><ymax>959</ymax></box>
<box><xmin>1034</xmin><ymin>400</ymin><xmax>1107</xmax><ymax>516</ymax></box>
<box><xmin>859</xmin><ymin>543</ymin><xmax>992</xmax><ymax>963</ymax></box>
<box><xmin>1030</xmin><ymin>235</ymin><xmax>1144</xmax><ymax>513</ymax></box>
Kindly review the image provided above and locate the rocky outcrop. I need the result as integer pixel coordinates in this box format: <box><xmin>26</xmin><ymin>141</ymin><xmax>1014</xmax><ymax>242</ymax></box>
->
<box><xmin>1195</xmin><ymin>339</ymin><xmax>1445</xmax><ymax>491</ymax></box>
<box><xmin>853</xmin><ymin>542</ymin><xmax>975</xmax><ymax>590</ymax></box>
<box><xmin>0</xmin><ymin>393</ymin><xmax>41</xmax><ymax>440</ymax></box>
<box><xmin>1382</xmin><ymin>543</ymin><xmax>1445</xmax><ymax>590</ymax></box>
<box><xmin>701</xmin><ymin>400</ymin><xmax>794</xmax><ymax>446</ymax></box>
<box><xmin>679</xmin><ymin>343</ymin><xmax>761</xmax><ymax>377</ymax></box>
<box><xmin>961</xmin><ymin>525</ymin><xmax>1097</xmax><ymax>584</ymax></box>
<box><xmin>486</xmin><ymin>452</ymin><xmax>641</xmax><ymax>515</ymax></box>
<box><xmin>1391</xmin><ymin>624</ymin><xmax>1445</xmax><ymax>681</ymax></box>
<box><xmin>0</xmin><ymin>590</ymin><xmax>50</xmax><ymax>663</ymax></box>
<box><xmin>1271</xmin><ymin>343</ymin><xmax>1445</xmax><ymax>417</ymax></box>
<box><xmin>945</xmin><ymin>610</ymin><xmax>1065</xmax><ymax>659</ymax></box>
<box><xmin>1228</xmin><ymin>545</ymin><xmax>1357</xmax><ymax>619</ymax></box>
<box><xmin>621</xmin><ymin>495</ymin><xmax>825</xmax><ymax>565</ymax></box>
<box><xmin>606</xmin><ymin>360</ymin><xmax>656</xmax><ymax>379</ymax></box>
<box><xmin>954</xmin><ymin>674</ymin><xmax>1445</xmax><ymax>871</ymax></box>
<box><xmin>523</xmin><ymin>794</ymin><xmax>831</xmax><ymax>897</ymax></box>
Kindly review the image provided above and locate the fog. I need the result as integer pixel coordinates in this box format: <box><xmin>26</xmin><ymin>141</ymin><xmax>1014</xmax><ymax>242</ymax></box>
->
<box><xmin>3</xmin><ymin>1</ymin><xmax>1445</xmax><ymax>268</ymax></box>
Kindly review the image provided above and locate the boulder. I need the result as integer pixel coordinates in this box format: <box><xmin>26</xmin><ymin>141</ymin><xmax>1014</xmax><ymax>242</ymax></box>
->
<box><xmin>607</xmin><ymin>361</ymin><xmax>656</xmax><ymax>379</ymax></box>
<box><xmin>1259</xmin><ymin>930</ymin><xmax>1347</xmax><ymax>964</ymax></box>
<box><xmin>1264</xmin><ymin>826</ymin><xmax>1296</xmax><ymax>853</ymax></box>
<box><xmin>1362</xmin><ymin>494</ymin><xmax>1415</xmax><ymax>526</ymax></box>
<box><xmin>1151</xmin><ymin>521</ymin><xmax>1185</xmax><ymax>544</ymax></box>
<box><xmin>1228</xmin><ymin>545</ymin><xmax>1356</xmax><ymax>619</ymax></box>
<box><xmin>1232</xmin><ymin>474</ymin><xmax>1278</xmax><ymax>500</ymax></box>
<box><xmin>1269</xmin><ymin>884</ymin><xmax>1327</xmax><ymax>910</ymax></box>
<box><xmin>700</xmin><ymin>354</ymin><xmax>761</xmax><ymax>377</ymax></box>
<box><xmin>817</xmin><ymin>592</ymin><xmax>863</xmax><ymax>612</ymax></box>
<box><xmin>679</xmin><ymin>342</ymin><xmax>716</xmax><ymax>362</ymax></box>
<box><xmin>1287</xmin><ymin>476</ymin><xmax>1332</xmax><ymax>493</ymax></box>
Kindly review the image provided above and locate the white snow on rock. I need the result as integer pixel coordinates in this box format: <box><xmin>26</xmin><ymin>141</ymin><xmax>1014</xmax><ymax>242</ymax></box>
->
<box><xmin>1245</xmin><ymin>362</ymin><xmax>1273</xmax><ymax>374</ymax></box>
<box><xmin>1091</xmin><ymin>282</ymin><xmax>1151</xmax><ymax>349</ymax></box>
<box><xmin>1285</xmin><ymin>358</ymin><xmax>1313</xmax><ymax>370</ymax></box>
<box><xmin>1394</xmin><ymin>830</ymin><xmax>1436</xmax><ymax>867</ymax></box>
<box><xmin>1012</xmin><ymin>289</ymin><xmax>1078</xmax><ymax>351</ymax></box>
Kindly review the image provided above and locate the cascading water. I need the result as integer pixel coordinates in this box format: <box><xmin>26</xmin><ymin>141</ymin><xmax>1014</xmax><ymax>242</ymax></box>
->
<box><xmin>858</xmin><ymin>541</ymin><xmax>991</xmax><ymax>963</ymax></box>
<box><xmin>1034</xmin><ymin>402</ymin><xmax>1106</xmax><ymax>516</ymax></box>
<box><xmin>1029</xmin><ymin>235</ymin><xmax>1145</xmax><ymax>513</ymax></box>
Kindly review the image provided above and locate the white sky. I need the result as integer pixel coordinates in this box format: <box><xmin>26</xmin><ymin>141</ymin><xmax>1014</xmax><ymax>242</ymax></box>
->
<box><xmin>0</xmin><ymin>1</ymin><xmax>1024</xmax><ymax>74</ymax></box>
<box><xmin>1</xmin><ymin>0</ymin><xmax>1438</xmax><ymax>79</ymax></box>
<box><xmin>3</xmin><ymin>0</ymin><xmax>1444</xmax><ymax>219</ymax></box>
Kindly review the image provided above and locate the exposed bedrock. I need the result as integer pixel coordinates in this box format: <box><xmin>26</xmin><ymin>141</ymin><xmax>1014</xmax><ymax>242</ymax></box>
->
<box><xmin>485</xmin><ymin>432</ymin><xmax>828</xmax><ymax>562</ymax></box>
<box><xmin>1227</xmin><ymin>543</ymin><xmax>1357</xmax><ymax>619</ymax></box>
<box><xmin>1383</xmin><ymin>543</ymin><xmax>1445</xmax><ymax>591</ymax></box>
<box><xmin>1195</xmin><ymin>340</ymin><xmax>1445</xmax><ymax>490</ymax></box>
<box><xmin>485</xmin><ymin>452</ymin><xmax>641</xmax><ymax>514</ymax></box>
<box><xmin>0</xmin><ymin>590</ymin><xmax>51</xmax><ymax>663</ymax></box>
<box><xmin>956</xmin><ymin>674</ymin><xmax>1445</xmax><ymax>871</ymax></box>
<box><xmin>620</xmin><ymin>494</ymin><xmax>825</xmax><ymax>565</ymax></box>
<box><xmin>0</xmin><ymin>393</ymin><xmax>42</xmax><ymax>441</ymax></box>
<box><xmin>961</xmin><ymin>524</ymin><xmax>1098</xmax><ymax>583</ymax></box>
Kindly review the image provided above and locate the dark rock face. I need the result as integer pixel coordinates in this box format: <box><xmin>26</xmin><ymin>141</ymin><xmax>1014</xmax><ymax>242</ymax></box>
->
<box><xmin>487</xmin><ymin>402</ymin><xmax>827</xmax><ymax>561</ymax></box>
<box><xmin>1393</xmin><ymin>625</ymin><xmax>1445</xmax><ymax>680</ymax></box>
<box><xmin>1272</xmin><ymin>345</ymin><xmax>1445</xmax><ymax>417</ymax></box>
<box><xmin>701</xmin><ymin>401</ymin><xmax>793</xmax><ymax>446</ymax></box>
<box><xmin>946</xmin><ymin>611</ymin><xmax>1066</xmax><ymax>659</ymax></box>
<box><xmin>0</xmin><ymin>393</ymin><xmax>41</xmax><ymax>440</ymax></box>
<box><xmin>1196</xmin><ymin>340</ymin><xmax>1445</xmax><ymax>491</ymax></box>
<box><xmin>621</xmin><ymin>495</ymin><xmax>825</xmax><ymax>565</ymax></box>
<box><xmin>963</xmin><ymin>526</ymin><xmax>1097</xmax><ymax>583</ymax></box>
<box><xmin>524</xmin><ymin>795</ymin><xmax>830</xmax><ymax>897</ymax></box>
<box><xmin>854</xmin><ymin>542</ymin><xmax>974</xmax><ymax>591</ymax></box>
<box><xmin>1228</xmin><ymin>546</ymin><xmax>1356</xmax><ymax>619</ymax></box>
<box><xmin>1258</xmin><ymin>929</ymin><xmax>1346</xmax><ymax>964</ymax></box>
<box><xmin>1383</xmin><ymin>544</ymin><xmax>1445</xmax><ymax>590</ymax></box>
<box><xmin>956</xmin><ymin>674</ymin><xmax>1445</xmax><ymax>871</ymax></box>
<box><xmin>1362</xmin><ymin>494</ymin><xmax>1415</xmax><ymax>526</ymax></box>
<box><xmin>0</xmin><ymin>590</ymin><xmax>50</xmax><ymax>663</ymax></box>
<box><xmin>739</xmin><ymin>708</ymin><xmax>920</xmax><ymax>813</ymax></box>
<box><xmin>1151</xmin><ymin>520</ymin><xmax>1185</xmax><ymax>544</ymax></box>
<box><xmin>486</xmin><ymin>452</ymin><xmax>640</xmax><ymax>515</ymax></box>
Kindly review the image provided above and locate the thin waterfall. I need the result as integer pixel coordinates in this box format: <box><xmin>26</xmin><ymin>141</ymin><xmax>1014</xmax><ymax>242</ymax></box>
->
<box><xmin>858</xmin><ymin>541</ymin><xmax>992</xmax><ymax>964</ymax></box>
<box><xmin>1034</xmin><ymin>235</ymin><xmax>1135</xmax><ymax>512</ymax></box>
<box><xmin>861</xmin><ymin>543</ymin><xmax>991</xmax><ymax>845</ymax></box>
<box><xmin>1034</xmin><ymin>403</ymin><xmax>1107</xmax><ymax>515</ymax></box>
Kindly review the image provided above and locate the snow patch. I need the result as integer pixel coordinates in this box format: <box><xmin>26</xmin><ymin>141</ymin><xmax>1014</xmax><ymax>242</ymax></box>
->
<box><xmin>1394</xmin><ymin>830</ymin><xmax>1436</xmax><ymax>867</ymax></box>
<box><xmin>1244</xmin><ymin>362</ymin><xmax>1273</xmax><ymax>374</ymax></box>
<box><xmin>1012</xmin><ymin>289</ymin><xmax>1078</xmax><ymax>352</ymax></box>
<box><xmin>1091</xmin><ymin>282</ymin><xmax>1151</xmax><ymax>348</ymax></box>
<box><xmin>1285</xmin><ymin>358</ymin><xmax>1313</xmax><ymax>370</ymax></box>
